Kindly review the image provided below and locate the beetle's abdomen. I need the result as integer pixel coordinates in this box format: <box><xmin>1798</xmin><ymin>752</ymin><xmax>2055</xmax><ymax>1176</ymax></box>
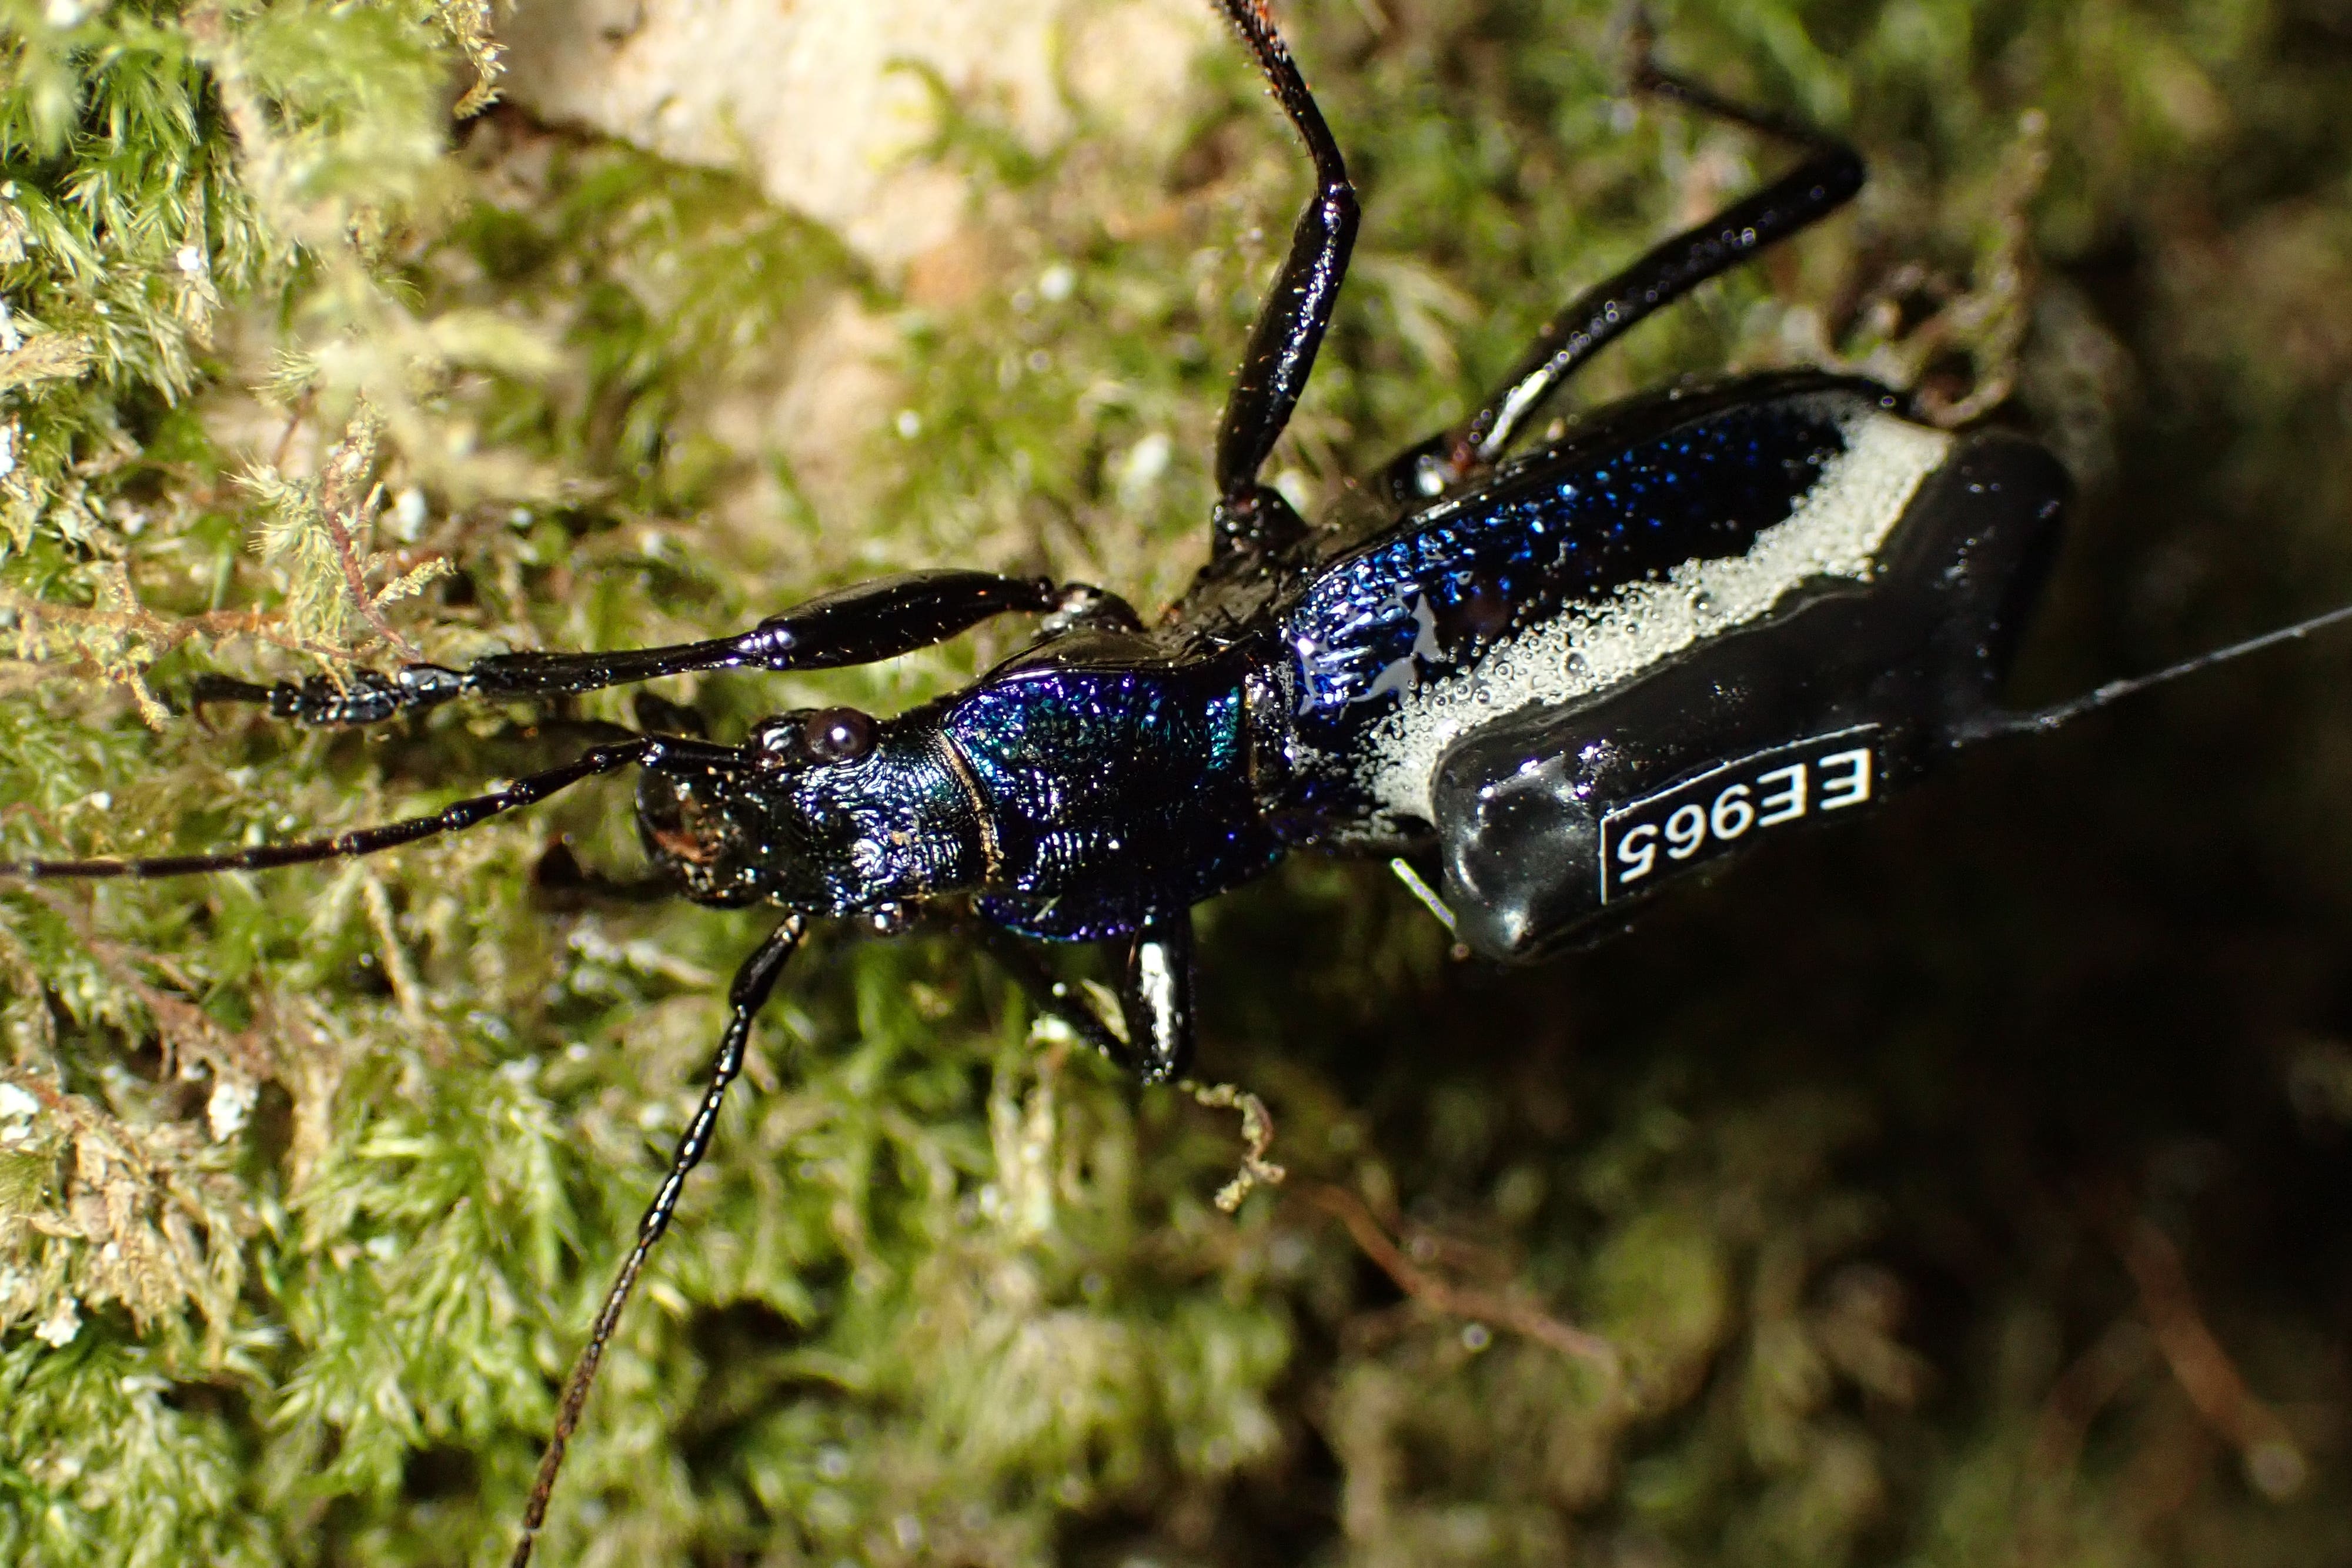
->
<box><xmin>1279</xmin><ymin>376</ymin><xmax>1954</xmax><ymax>833</ymax></box>
<box><xmin>944</xmin><ymin>664</ymin><xmax>1280</xmax><ymax>941</ymax></box>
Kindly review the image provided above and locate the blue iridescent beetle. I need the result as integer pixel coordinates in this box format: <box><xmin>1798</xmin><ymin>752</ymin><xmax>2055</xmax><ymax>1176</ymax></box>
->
<box><xmin>15</xmin><ymin>2</ymin><xmax>2349</xmax><ymax>1559</ymax></box>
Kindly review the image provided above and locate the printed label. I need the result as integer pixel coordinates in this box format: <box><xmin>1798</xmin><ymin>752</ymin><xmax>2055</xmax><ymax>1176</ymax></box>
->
<box><xmin>1598</xmin><ymin>725</ymin><xmax>1880</xmax><ymax>904</ymax></box>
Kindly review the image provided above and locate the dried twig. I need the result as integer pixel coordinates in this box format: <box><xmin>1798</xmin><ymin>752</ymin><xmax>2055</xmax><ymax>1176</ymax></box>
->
<box><xmin>20</xmin><ymin>886</ymin><xmax>278</xmax><ymax>1088</ymax></box>
<box><xmin>309</xmin><ymin>409</ymin><xmax>421</xmax><ymax>656</ymax></box>
<box><xmin>1304</xmin><ymin>1182</ymin><xmax>1619</xmax><ymax>1371</ymax></box>
<box><xmin>2028</xmin><ymin>1317</ymin><xmax>2153</xmax><ymax>1487</ymax></box>
<box><xmin>269</xmin><ymin>387</ymin><xmax>315</xmax><ymax>472</ymax></box>
<box><xmin>2114</xmin><ymin>1216</ymin><xmax>2307</xmax><ymax>1499</ymax></box>
<box><xmin>0</xmin><ymin>586</ymin><xmax>362</xmax><ymax>716</ymax></box>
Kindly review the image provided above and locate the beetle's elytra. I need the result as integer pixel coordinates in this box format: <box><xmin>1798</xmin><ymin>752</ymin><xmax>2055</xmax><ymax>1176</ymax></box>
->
<box><xmin>12</xmin><ymin>2</ymin><xmax>2350</xmax><ymax>1560</ymax></box>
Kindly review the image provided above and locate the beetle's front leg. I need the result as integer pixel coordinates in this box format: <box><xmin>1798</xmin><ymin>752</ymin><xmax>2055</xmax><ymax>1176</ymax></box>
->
<box><xmin>1117</xmin><ymin>908</ymin><xmax>1196</xmax><ymax>1084</ymax></box>
<box><xmin>1036</xmin><ymin>583</ymin><xmax>1144</xmax><ymax>637</ymax></box>
<box><xmin>971</xmin><ymin>911</ymin><xmax>1195</xmax><ymax>1084</ymax></box>
<box><xmin>194</xmin><ymin>571</ymin><xmax>1118</xmax><ymax>727</ymax></box>
<box><xmin>971</xmin><ymin>922</ymin><xmax>1143</xmax><ymax>1076</ymax></box>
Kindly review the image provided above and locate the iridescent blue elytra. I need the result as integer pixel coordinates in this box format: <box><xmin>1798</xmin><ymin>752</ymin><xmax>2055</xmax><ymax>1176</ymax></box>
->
<box><xmin>1275</xmin><ymin>377</ymin><xmax>1889</xmax><ymax>831</ymax></box>
<box><xmin>1284</xmin><ymin>386</ymin><xmax>1861</xmax><ymax>724</ymax></box>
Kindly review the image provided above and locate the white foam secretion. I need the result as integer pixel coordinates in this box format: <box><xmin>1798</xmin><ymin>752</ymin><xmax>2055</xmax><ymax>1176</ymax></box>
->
<box><xmin>1358</xmin><ymin>405</ymin><xmax>1955</xmax><ymax>820</ymax></box>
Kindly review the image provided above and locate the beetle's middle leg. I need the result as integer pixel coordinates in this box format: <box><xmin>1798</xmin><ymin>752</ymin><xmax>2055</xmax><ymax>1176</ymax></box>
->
<box><xmin>971</xmin><ymin>910</ymin><xmax>1197</xmax><ymax>1085</ymax></box>
<box><xmin>193</xmin><ymin>569</ymin><xmax>1132</xmax><ymax>728</ymax></box>
<box><xmin>970</xmin><ymin>922</ymin><xmax>1141</xmax><ymax>1075</ymax></box>
<box><xmin>1378</xmin><ymin>22</ymin><xmax>1865</xmax><ymax>504</ymax></box>
<box><xmin>1115</xmin><ymin>909</ymin><xmax>1195</xmax><ymax>1084</ymax></box>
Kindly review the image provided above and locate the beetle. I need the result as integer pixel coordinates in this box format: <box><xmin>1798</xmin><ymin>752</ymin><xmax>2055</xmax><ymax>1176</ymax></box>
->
<box><xmin>10</xmin><ymin>1</ymin><xmax>2352</xmax><ymax>1560</ymax></box>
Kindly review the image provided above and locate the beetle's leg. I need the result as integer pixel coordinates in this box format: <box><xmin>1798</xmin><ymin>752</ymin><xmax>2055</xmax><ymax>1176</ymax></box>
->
<box><xmin>1035</xmin><ymin>583</ymin><xmax>1145</xmax><ymax>638</ymax></box>
<box><xmin>194</xmin><ymin>570</ymin><xmax>1111</xmax><ymax>728</ymax></box>
<box><xmin>510</xmin><ymin>915</ymin><xmax>805</xmax><ymax>1568</ymax></box>
<box><xmin>1378</xmin><ymin>24</ymin><xmax>1863</xmax><ymax>504</ymax></box>
<box><xmin>1207</xmin><ymin>0</ymin><xmax>1361</xmax><ymax>563</ymax></box>
<box><xmin>968</xmin><ymin>922</ymin><xmax>1143</xmax><ymax>1076</ymax></box>
<box><xmin>1117</xmin><ymin>908</ymin><xmax>1196</xmax><ymax>1085</ymax></box>
<box><xmin>967</xmin><ymin>912</ymin><xmax>1195</xmax><ymax>1084</ymax></box>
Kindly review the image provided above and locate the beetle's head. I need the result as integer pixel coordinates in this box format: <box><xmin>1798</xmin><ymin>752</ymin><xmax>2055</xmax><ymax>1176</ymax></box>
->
<box><xmin>635</xmin><ymin>706</ymin><xmax>980</xmax><ymax>913</ymax></box>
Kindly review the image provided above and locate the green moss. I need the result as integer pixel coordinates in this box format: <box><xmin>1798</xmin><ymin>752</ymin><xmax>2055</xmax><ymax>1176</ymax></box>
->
<box><xmin>4</xmin><ymin>1</ymin><xmax>2352</xmax><ymax>1564</ymax></box>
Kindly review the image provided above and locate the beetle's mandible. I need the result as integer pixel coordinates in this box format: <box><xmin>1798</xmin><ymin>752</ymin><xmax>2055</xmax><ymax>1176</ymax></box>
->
<box><xmin>12</xmin><ymin>2</ymin><xmax>2352</xmax><ymax>1560</ymax></box>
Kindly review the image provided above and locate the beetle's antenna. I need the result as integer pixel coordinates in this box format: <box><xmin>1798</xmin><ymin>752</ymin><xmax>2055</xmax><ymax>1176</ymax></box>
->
<box><xmin>0</xmin><ymin>738</ymin><xmax>657</xmax><ymax>880</ymax></box>
<box><xmin>509</xmin><ymin>914</ymin><xmax>805</xmax><ymax>1568</ymax></box>
<box><xmin>1960</xmin><ymin>602</ymin><xmax>2352</xmax><ymax>742</ymax></box>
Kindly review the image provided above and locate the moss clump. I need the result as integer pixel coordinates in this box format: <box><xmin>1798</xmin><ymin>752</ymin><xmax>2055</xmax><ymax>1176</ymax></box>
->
<box><xmin>5</xmin><ymin>1</ymin><xmax>2352</xmax><ymax>1564</ymax></box>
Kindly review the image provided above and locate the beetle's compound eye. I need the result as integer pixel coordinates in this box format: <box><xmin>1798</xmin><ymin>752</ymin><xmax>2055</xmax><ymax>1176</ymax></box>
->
<box><xmin>747</xmin><ymin>707</ymin><xmax>877</xmax><ymax>768</ymax></box>
<box><xmin>803</xmin><ymin>707</ymin><xmax>875</xmax><ymax>764</ymax></box>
